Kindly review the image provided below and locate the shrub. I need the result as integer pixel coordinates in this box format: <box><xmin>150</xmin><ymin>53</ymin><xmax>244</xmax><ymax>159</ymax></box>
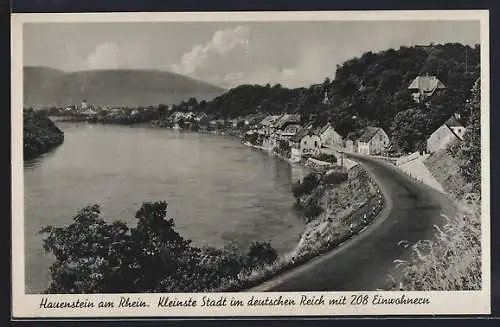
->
<box><xmin>246</xmin><ymin>241</ymin><xmax>278</xmax><ymax>266</ymax></box>
<box><xmin>314</xmin><ymin>153</ymin><xmax>338</xmax><ymax>163</ymax></box>
<box><xmin>303</xmin><ymin>204</ymin><xmax>324</xmax><ymax>220</ymax></box>
<box><xmin>292</xmin><ymin>173</ymin><xmax>320</xmax><ymax>198</ymax></box>
<box><xmin>323</xmin><ymin>171</ymin><xmax>348</xmax><ymax>185</ymax></box>
<box><xmin>40</xmin><ymin>201</ymin><xmax>280</xmax><ymax>293</ymax></box>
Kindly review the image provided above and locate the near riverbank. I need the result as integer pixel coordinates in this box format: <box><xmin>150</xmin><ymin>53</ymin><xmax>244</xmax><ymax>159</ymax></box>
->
<box><xmin>23</xmin><ymin>109</ymin><xmax>64</xmax><ymax>160</ymax></box>
<box><xmin>211</xmin><ymin>145</ymin><xmax>385</xmax><ymax>292</ymax></box>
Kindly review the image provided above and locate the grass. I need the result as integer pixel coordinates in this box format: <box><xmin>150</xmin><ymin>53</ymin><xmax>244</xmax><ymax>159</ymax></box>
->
<box><xmin>424</xmin><ymin>148</ymin><xmax>470</xmax><ymax>198</ymax></box>
<box><xmin>395</xmin><ymin>199</ymin><xmax>481</xmax><ymax>290</ymax></box>
<box><xmin>393</xmin><ymin>148</ymin><xmax>482</xmax><ymax>291</ymax></box>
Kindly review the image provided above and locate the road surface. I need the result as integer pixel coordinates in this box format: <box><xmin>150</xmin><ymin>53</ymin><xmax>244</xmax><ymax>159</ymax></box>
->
<box><xmin>249</xmin><ymin>154</ymin><xmax>457</xmax><ymax>291</ymax></box>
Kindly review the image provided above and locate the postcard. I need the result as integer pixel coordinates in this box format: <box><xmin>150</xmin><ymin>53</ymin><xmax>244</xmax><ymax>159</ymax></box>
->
<box><xmin>11</xmin><ymin>10</ymin><xmax>490</xmax><ymax>318</ymax></box>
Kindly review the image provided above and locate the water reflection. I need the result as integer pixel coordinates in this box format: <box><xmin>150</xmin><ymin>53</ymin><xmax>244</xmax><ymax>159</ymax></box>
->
<box><xmin>23</xmin><ymin>123</ymin><xmax>305</xmax><ymax>293</ymax></box>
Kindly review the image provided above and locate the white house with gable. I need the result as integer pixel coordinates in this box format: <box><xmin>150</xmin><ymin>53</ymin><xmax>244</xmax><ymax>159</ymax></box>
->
<box><xmin>426</xmin><ymin>114</ymin><xmax>466</xmax><ymax>153</ymax></box>
<box><xmin>318</xmin><ymin>123</ymin><xmax>343</xmax><ymax>148</ymax></box>
<box><xmin>357</xmin><ymin>127</ymin><xmax>390</xmax><ymax>155</ymax></box>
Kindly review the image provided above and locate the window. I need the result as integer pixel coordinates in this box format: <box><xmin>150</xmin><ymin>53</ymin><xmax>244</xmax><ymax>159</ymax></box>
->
<box><xmin>314</xmin><ymin>141</ymin><xmax>318</xmax><ymax>148</ymax></box>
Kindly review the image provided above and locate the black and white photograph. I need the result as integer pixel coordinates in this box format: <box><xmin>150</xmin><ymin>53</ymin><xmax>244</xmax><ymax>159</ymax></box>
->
<box><xmin>11</xmin><ymin>10</ymin><xmax>490</xmax><ymax>317</ymax></box>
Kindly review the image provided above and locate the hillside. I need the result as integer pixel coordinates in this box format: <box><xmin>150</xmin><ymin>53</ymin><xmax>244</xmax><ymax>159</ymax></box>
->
<box><xmin>23</xmin><ymin>66</ymin><xmax>226</xmax><ymax>108</ymax></box>
<box><xmin>325</xmin><ymin>43</ymin><xmax>480</xmax><ymax>142</ymax></box>
<box><xmin>170</xmin><ymin>43</ymin><xmax>480</xmax><ymax>153</ymax></box>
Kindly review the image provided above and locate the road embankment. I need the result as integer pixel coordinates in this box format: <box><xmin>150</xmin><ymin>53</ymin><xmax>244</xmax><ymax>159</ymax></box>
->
<box><xmin>226</xmin><ymin>161</ymin><xmax>386</xmax><ymax>292</ymax></box>
<box><xmin>247</xmin><ymin>154</ymin><xmax>456</xmax><ymax>291</ymax></box>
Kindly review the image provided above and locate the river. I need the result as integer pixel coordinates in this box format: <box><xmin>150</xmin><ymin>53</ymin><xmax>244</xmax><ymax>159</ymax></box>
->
<box><xmin>23</xmin><ymin>122</ymin><xmax>308</xmax><ymax>293</ymax></box>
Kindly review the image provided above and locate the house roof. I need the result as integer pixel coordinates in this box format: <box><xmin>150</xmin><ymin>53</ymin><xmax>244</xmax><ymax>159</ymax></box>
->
<box><xmin>320</xmin><ymin>123</ymin><xmax>338</xmax><ymax>134</ymax></box>
<box><xmin>444</xmin><ymin>115</ymin><xmax>463</xmax><ymax>128</ymax></box>
<box><xmin>319</xmin><ymin>124</ymin><xmax>330</xmax><ymax>134</ymax></box>
<box><xmin>259</xmin><ymin>115</ymin><xmax>281</xmax><ymax>126</ymax></box>
<box><xmin>358</xmin><ymin>127</ymin><xmax>383</xmax><ymax>143</ymax></box>
<box><xmin>304</xmin><ymin>122</ymin><xmax>314</xmax><ymax>130</ymax></box>
<box><xmin>444</xmin><ymin>125</ymin><xmax>465</xmax><ymax>141</ymax></box>
<box><xmin>275</xmin><ymin>114</ymin><xmax>301</xmax><ymax>129</ymax></box>
<box><xmin>408</xmin><ymin>75</ymin><xmax>446</xmax><ymax>92</ymax></box>
<box><xmin>291</xmin><ymin>128</ymin><xmax>316</xmax><ymax>142</ymax></box>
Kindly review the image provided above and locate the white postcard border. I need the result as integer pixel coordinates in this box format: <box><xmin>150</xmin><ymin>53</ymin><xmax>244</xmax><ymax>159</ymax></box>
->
<box><xmin>11</xmin><ymin>10</ymin><xmax>491</xmax><ymax>318</ymax></box>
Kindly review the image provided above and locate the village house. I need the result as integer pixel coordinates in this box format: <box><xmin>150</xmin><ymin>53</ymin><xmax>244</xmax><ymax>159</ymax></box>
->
<box><xmin>290</xmin><ymin>129</ymin><xmax>322</xmax><ymax>159</ymax></box>
<box><xmin>281</xmin><ymin>123</ymin><xmax>301</xmax><ymax>136</ymax></box>
<box><xmin>194</xmin><ymin>112</ymin><xmax>208</xmax><ymax>122</ymax></box>
<box><xmin>259</xmin><ymin>115</ymin><xmax>281</xmax><ymax>135</ymax></box>
<box><xmin>169</xmin><ymin>111</ymin><xmax>184</xmax><ymax>123</ymax></box>
<box><xmin>408</xmin><ymin>75</ymin><xmax>446</xmax><ymax>103</ymax></box>
<box><xmin>227</xmin><ymin>119</ymin><xmax>238</xmax><ymax>128</ymax></box>
<box><xmin>426</xmin><ymin>114</ymin><xmax>466</xmax><ymax>153</ymax></box>
<box><xmin>80</xmin><ymin>100</ymin><xmax>88</xmax><ymax>111</ymax></box>
<box><xmin>108</xmin><ymin>108</ymin><xmax>124</xmax><ymax>119</ymax></box>
<box><xmin>271</xmin><ymin>114</ymin><xmax>301</xmax><ymax>146</ymax></box>
<box><xmin>344</xmin><ymin>138</ymin><xmax>357</xmax><ymax>153</ymax></box>
<box><xmin>318</xmin><ymin>123</ymin><xmax>343</xmax><ymax>149</ymax></box>
<box><xmin>357</xmin><ymin>127</ymin><xmax>390</xmax><ymax>155</ymax></box>
<box><xmin>243</xmin><ymin>113</ymin><xmax>263</xmax><ymax>127</ymax></box>
<box><xmin>274</xmin><ymin>114</ymin><xmax>301</xmax><ymax>131</ymax></box>
<box><xmin>258</xmin><ymin>115</ymin><xmax>281</xmax><ymax>149</ymax></box>
<box><xmin>303</xmin><ymin>121</ymin><xmax>315</xmax><ymax>131</ymax></box>
<box><xmin>198</xmin><ymin>115</ymin><xmax>211</xmax><ymax>131</ymax></box>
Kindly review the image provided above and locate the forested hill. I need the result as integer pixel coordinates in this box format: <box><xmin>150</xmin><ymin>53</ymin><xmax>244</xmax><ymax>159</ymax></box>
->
<box><xmin>175</xmin><ymin>43</ymin><xmax>479</xmax><ymax>152</ymax></box>
<box><xmin>325</xmin><ymin>43</ymin><xmax>480</xmax><ymax>139</ymax></box>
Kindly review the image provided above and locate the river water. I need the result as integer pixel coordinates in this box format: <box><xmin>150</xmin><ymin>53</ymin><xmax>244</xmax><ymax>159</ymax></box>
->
<box><xmin>23</xmin><ymin>122</ymin><xmax>308</xmax><ymax>293</ymax></box>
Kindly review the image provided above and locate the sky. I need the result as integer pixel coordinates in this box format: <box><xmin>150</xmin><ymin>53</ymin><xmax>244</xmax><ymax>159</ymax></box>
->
<box><xmin>23</xmin><ymin>20</ymin><xmax>480</xmax><ymax>88</ymax></box>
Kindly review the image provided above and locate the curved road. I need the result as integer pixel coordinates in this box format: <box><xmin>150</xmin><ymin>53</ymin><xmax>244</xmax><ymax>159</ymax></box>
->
<box><xmin>249</xmin><ymin>154</ymin><xmax>457</xmax><ymax>291</ymax></box>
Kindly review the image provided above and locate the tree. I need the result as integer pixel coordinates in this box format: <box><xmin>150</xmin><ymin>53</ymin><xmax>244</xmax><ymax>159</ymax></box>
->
<box><xmin>40</xmin><ymin>205</ymin><xmax>135</xmax><ymax>293</ymax></box>
<box><xmin>40</xmin><ymin>201</ymin><xmax>281</xmax><ymax>293</ymax></box>
<box><xmin>246</xmin><ymin>241</ymin><xmax>278</xmax><ymax>266</ymax></box>
<box><xmin>157</xmin><ymin>104</ymin><xmax>169</xmax><ymax>118</ymax></box>
<box><xmin>455</xmin><ymin>79</ymin><xmax>481</xmax><ymax>195</ymax></box>
<box><xmin>130</xmin><ymin>201</ymin><xmax>196</xmax><ymax>292</ymax></box>
<box><xmin>40</xmin><ymin>202</ymin><xmax>196</xmax><ymax>293</ymax></box>
<box><xmin>390</xmin><ymin>109</ymin><xmax>430</xmax><ymax>153</ymax></box>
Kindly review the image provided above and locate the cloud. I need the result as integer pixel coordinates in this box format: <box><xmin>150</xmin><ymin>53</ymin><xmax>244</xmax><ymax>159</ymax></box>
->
<box><xmin>231</xmin><ymin>45</ymin><xmax>337</xmax><ymax>88</ymax></box>
<box><xmin>57</xmin><ymin>45</ymin><xmax>86</xmax><ymax>71</ymax></box>
<box><xmin>85</xmin><ymin>42</ymin><xmax>149</xmax><ymax>70</ymax></box>
<box><xmin>172</xmin><ymin>25</ymin><xmax>250</xmax><ymax>76</ymax></box>
<box><xmin>172</xmin><ymin>25</ymin><xmax>339</xmax><ymax>88</ymax></box>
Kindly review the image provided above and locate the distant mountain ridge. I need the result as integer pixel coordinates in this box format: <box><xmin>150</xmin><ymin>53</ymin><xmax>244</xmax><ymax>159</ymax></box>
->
<box><xmin>23</xmin><ymin>66</ymin><xmax>226</xmax><ymax>108</ymax></box>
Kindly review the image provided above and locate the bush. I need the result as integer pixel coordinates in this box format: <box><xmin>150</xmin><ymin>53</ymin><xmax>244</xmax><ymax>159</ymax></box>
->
<box><xmin>314</xmin><ymin>153</ymin><xmax>338</xmax><ymax>163</ymax></box>
<box><xmin>323</xmin><ymin>171</ymin><xmax>348</xmax><ymax>185</ymax></box>
<box><xmin>40</xmin><ymin>201</ymin><xmax>280</xmax><ymax>293</ymax></box>
<box><xmin>244</xmin><ymin>132</ymin><xmax>260</xmax><ymax>146</ymax></box>
<box><xmin>246</xmin><ymin>241</ymin><xmax>278</xmax><ymax>266</ymax></box>
<box><xmin>292</xmin><ymin>173</ymin><xmax>320</xmax><ymax>198</ymax></box>
<box><xmin>303</xmin><ymin>204</ymin><xmax>324</xmax><ymax>220</ymax></box>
